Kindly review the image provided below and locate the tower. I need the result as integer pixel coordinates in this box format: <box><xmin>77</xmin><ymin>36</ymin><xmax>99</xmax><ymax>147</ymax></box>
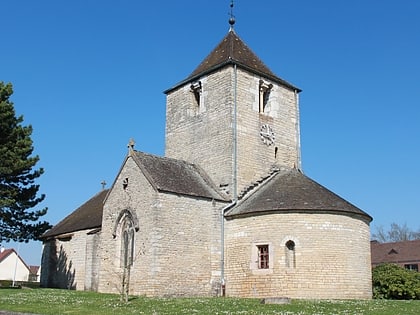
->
<box><xmin>164</xmin><ymin>25</ymin><xmax>301</xmax><ymax>198</ymax></box>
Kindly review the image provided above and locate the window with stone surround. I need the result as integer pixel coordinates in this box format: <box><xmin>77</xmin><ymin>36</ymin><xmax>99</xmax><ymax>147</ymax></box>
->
<box><xmin>285</xmin><ymin>240</ymin><xmax>296</xmax><ymax>268</ymax></box>
<box><xmin>251</xmin><ymin>242</ymin><xmax>273</xmax><ymax>274</ymax></box>
<box><xmin>190</xmin><ymin>81</ymin><xmax>202</xmax><ymax>107</ymax></box>
<box><xmin>257</xmin><ymin>245</ymin><xmax>269</xmax><ymax>269</ymax></box>
<box><xmin>259</xmin><ymin>79</ymin><xmax>272</xmax><ymax>113</ymax></box>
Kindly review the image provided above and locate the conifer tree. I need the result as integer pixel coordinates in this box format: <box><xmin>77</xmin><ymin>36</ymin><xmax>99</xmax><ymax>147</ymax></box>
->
<box><xmin>0</xmin><ymin>82</ymin><xmax>51</xmax><ymax>243</ymax></box>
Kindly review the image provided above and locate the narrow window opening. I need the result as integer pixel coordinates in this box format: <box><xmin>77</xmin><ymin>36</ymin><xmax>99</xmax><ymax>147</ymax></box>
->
<box><xmin>259</xmin><ymin>80</ymin><xmax>273</xmax><ymax>113</ymax></box>
<box><xmin>275</xmin><ymin>146</ymin><xmax>278</xmax><ymax>159</ymax></box>
<box><xmin>120</xmin><ymin>217</ymin><xmax>135</xmax><ymax>268</ymax></box>
<box><xmin>122</xmin><ymin>230</ymin><xmax>129</xmax><ymax>267</ymax></box>
<box><xmin>257</xmin><ymin>245</ymin><xmax>269</xmax><ymax>269</ymax></box>
<box><xmin>285</xmin><ymin>240</ymin><xmax>296</xmax><ymax>268</ymax></box>
<box><xmin>190</xmin><ymin>81</ymin><xmax>202</xmax><ymax>106</ymax></box>
<box><xmin>123</xmin><ymin>178</ymin><xmax>128</xmax><ymax>190</ymax></box>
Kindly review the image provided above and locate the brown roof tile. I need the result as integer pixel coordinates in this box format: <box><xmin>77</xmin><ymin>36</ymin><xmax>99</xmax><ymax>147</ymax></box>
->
<box><xmin>226</xmin><ymin>168</ymin><xmax>371</xmax><ymax>221</ymax></box>
<box><xmin>41</xmin><ymin>189</ymin><xmax>109</xmax><ymax>239</ymax></box>
<box><xmin>132</xmin><ymin>151</ymin><xmax>227</xmax><ymax>201</ymax></box>
<box><xmin>165</xmin><ymin>30</ymin><xmax>300</xmax><ymax>93</ymax></box>
<box><xmin>371</xmin><ymin>239</ymin><xmax>420</xmax><ymax>265</ymax></box>
<box><xmin>41</xmin><ymin>152</ymin><xmax>228</xmax><ymax>239</ymax></box>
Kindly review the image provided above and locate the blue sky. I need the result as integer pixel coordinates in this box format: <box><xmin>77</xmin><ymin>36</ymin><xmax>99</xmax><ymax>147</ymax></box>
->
<box><xmin>1</xmin><ymin>0</ymin><xmax>419</xmax><ymax>266</ymax></box>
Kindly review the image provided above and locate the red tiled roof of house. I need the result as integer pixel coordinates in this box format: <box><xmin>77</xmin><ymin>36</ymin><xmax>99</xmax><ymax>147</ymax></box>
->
<box><xmin>0</xmin><ymin>248</ymin><xmax>14</xmax><ymax>262</ymax></box>
<box><xmin>371</xmin><ymin>239</ymin><xmax>420</xmax><ymax>265</ymax></box>
<box><xmin>0</xmin><ymin>248</ymin><xmax>31</xmax><ymax>271</ymax></box>
<box><xmin>29</xmin><ymin>265</ymin><xmax>40</xmax><ymax>275</ymax></box>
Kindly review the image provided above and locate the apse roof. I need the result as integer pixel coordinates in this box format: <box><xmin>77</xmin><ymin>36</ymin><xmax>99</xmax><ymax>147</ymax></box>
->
<box><xmin>165</xmin><ymin>29</ymin><xmax>300</xmax><ymax>93</ymax></box>
<box><xmin>226</xmin><ymin>168</ymin><xmax>372</xmax><ymax>221</ymax></box>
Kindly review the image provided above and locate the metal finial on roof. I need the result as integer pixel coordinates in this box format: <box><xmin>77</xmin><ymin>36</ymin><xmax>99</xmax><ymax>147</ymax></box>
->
<box><xmin>229</xmin><ymin>0</ymin><xmax>236</xmax><ymax>28</ymax></box>
<box><xmin>101</xmin><ymin>180</ymin><xmax>107</xmax><ymax>190</ymax></box>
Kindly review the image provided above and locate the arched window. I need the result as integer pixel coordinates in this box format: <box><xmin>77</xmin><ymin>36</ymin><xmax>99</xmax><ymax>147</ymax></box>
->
<box><xmin>119</xmin><ymin>214</ymin><xmax>136</xmax><ymax>268</ymax></box>
<box><xmin>285</xmin><ymin>240</ymin><xmax>296</xmax><ymax>268</ymax></box>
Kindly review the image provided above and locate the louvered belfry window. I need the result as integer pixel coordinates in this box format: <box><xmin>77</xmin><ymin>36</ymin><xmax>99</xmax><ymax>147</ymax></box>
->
<box><xmin>258</xmin><ymin>245</ymin><xmax>269</xmax><ymax>269</ymax></box>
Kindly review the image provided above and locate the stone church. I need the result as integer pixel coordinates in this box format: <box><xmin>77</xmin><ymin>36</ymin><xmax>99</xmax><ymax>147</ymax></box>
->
<box><xmin>40</xmin><ymin>20</ymin><xmax>373</xmax><ymax>299</ymax></box>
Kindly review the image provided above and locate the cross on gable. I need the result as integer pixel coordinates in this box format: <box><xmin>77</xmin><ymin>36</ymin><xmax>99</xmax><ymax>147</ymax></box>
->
<box><xmin>127</xmin><ymin>138</ymin><xmax>135</xmax><ymax>151</ymax></box>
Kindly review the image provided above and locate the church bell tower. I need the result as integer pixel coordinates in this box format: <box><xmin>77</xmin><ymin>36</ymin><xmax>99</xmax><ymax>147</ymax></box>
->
<box><xmin>164</xmin><ymin>15</ymin><xmax>301</xmax><ymax>199</ymax></box>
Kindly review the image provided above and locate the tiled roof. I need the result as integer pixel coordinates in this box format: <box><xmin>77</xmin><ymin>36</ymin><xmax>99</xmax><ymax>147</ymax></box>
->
<box><xmin>0</xmin><ymin>248</ymin><xmax>30</xmax><ymax>271</ymax></box>
<box><xmin>41</xmin><ymin>189</ymin><xmax>109</xmax><ymax>239</ymax></box>
<box><xmin>41</xmin><ymin>151</ymin><xmax>227</xmax><ymax>239</ymax></box>
<box><xmin>29</xmin><ymin>265</ymin><xmax>40</xmax><ymax>275</ymax></box>
<box><xmin>0</xmin><ymin>248</ymin><xmax>14</xmax><ymax>263</ymax></box>
<box><xmin>226</xmin><ymin>168</ymin><xmax>372</xmax><ymax>221</ymax></box>
<box><xmin>165</xmin><ymin>30</ymin><xmax>300</xmax><ymax>93</ymax></box>
<box><xmin>371</xmin><ymin>239</ymin><xmax>420</xmax><ymax>265</ymax></box>
<box><xmin>132</xmin><ymin>151</ymin><xmax>227</xmax><ymax>201</ymax></box>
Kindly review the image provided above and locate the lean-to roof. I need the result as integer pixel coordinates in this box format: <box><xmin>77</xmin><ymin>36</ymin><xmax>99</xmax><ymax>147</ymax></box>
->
<box><xmin>41</xmin><ymin>189</ymin><xmax>108</xmax><ymax>239</ymax></box>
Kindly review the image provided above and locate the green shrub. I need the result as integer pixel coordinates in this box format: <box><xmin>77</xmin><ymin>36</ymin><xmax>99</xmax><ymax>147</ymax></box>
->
<box><xmin>373</xmin><ymin>263</ymin><xmax>420</xmax><ymax>300</ymax></box>
<box><xmin>0</xmin><ymin>280</ymin><xmax>40</xmax><ymax>289</ymax></box>
<box><xmin>0</xmin><ymin>280</ymin><xmax>13</xmax><ymax>287</ymax></box>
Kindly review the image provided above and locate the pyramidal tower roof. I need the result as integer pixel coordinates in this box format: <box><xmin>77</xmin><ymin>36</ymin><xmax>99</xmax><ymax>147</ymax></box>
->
<box><xmin>166</xmin><ymin>29</ymin><xmax>300</xmax><ymax>93</ymax></box>
<box><xmin>189</xmin><ymin>29</ymin><xmax>276</xmax><ymax>79</ymax></box>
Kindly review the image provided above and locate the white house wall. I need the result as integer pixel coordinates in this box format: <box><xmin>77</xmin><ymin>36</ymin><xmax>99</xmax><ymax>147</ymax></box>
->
<box><xmin>0</xmin><ymin>252</ymin><xmax>29</xmax><ymax>282</ymax></box>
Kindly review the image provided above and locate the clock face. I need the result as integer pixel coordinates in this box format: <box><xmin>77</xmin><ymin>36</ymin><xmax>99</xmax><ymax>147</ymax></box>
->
<box><xmin>260</xmin><ymin>124</ymin><xmax>275</xmax><ymax>146</ymax></box>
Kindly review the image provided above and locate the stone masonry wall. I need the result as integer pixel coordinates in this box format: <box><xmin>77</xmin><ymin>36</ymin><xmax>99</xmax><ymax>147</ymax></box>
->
<box><xmin>235</xmin><ymin>69</ymin><xmax>300</xmax><ymax>193</ymax></box>
<box><xmin>98</xmin><ymin>156</ymin><xmax>224</xmax><ymax>296</ymax></box>
<box><xmin>165</xmin><ymin>68</ymin><xmax>234</xmax><ymax>195</ymax></box>
<box><xmin>165</xmin><ymin>66</ymin><xmax>300</xmax><ymax>197</ymax></box>
<box><xmin>84</xmin><ymin>231</ymin><xmax>100</xmax><ymax>291</ymax></box>
<box><xmin>41</xmin><ymin>230</ymin><xmax>96</xmax><ymax>290</ymax></box>
<box><xmin>224</xmin><ymin>212</ymin><xmax>372</xmax><ymax>299</ymax></box>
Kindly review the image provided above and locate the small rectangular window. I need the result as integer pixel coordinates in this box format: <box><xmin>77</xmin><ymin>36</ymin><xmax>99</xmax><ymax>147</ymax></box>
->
<box><xmin>190</xmin><ymin>81</ymin><xmax>202</xmax><ymax>107</ymax></box>
<box><xmin>259</xmin><ymin>80</ymin><xmax>272</xmax><ymax>113</ymax></box>
<box><xmin>257</xmin><ymin>245</ymin><xmax>269</xmax><ymax>269</ymax></box>
<box><xmin>404</xmin><ymin>264</ymin><xmax>418</xmax><ymax>271</ymax></box>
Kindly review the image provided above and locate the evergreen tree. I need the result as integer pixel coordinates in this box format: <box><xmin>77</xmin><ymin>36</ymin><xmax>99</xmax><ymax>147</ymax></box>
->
<box><xmin>0</xmin><ymin>82</ymin><xmax>51</xmax><ymax>243</ymax></box>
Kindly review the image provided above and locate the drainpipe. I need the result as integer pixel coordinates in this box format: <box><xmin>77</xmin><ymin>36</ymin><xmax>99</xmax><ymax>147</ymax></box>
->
<box><xmin>233</xmin><ymin>64</ymin><xmax>238</xmax><ymax>199</ymax></box>
<box><xmin>220</xmin><ymin>200</ymin><xmax>235</xmax><ymax>297</ymax></box>
<box><xmin>220</xmin><ymin>64</ymin><xmax>239</xmax><ymax>296</ymax></box>
<box><xmin>294</xmin><ymin>89</ymin><xmax>302</xmax><ymax>171</ymax></box>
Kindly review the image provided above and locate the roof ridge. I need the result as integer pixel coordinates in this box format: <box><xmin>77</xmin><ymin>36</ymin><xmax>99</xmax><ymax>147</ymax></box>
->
<box><xmin>187</xmin><ymin>30</ymin><xmax>277</xmax><ymax>80</ymax></box>
<box><xmin>237</xmin><ymin>167</ymin><xmax>282</xmax><ymax>200</ymax></box>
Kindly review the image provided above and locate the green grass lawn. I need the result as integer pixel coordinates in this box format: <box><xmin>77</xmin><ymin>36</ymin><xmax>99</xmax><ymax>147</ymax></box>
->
<box><xmin>0</xmin><ymin>288</ymin><xmax>419</xmax><ymax>315</ymax></box>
